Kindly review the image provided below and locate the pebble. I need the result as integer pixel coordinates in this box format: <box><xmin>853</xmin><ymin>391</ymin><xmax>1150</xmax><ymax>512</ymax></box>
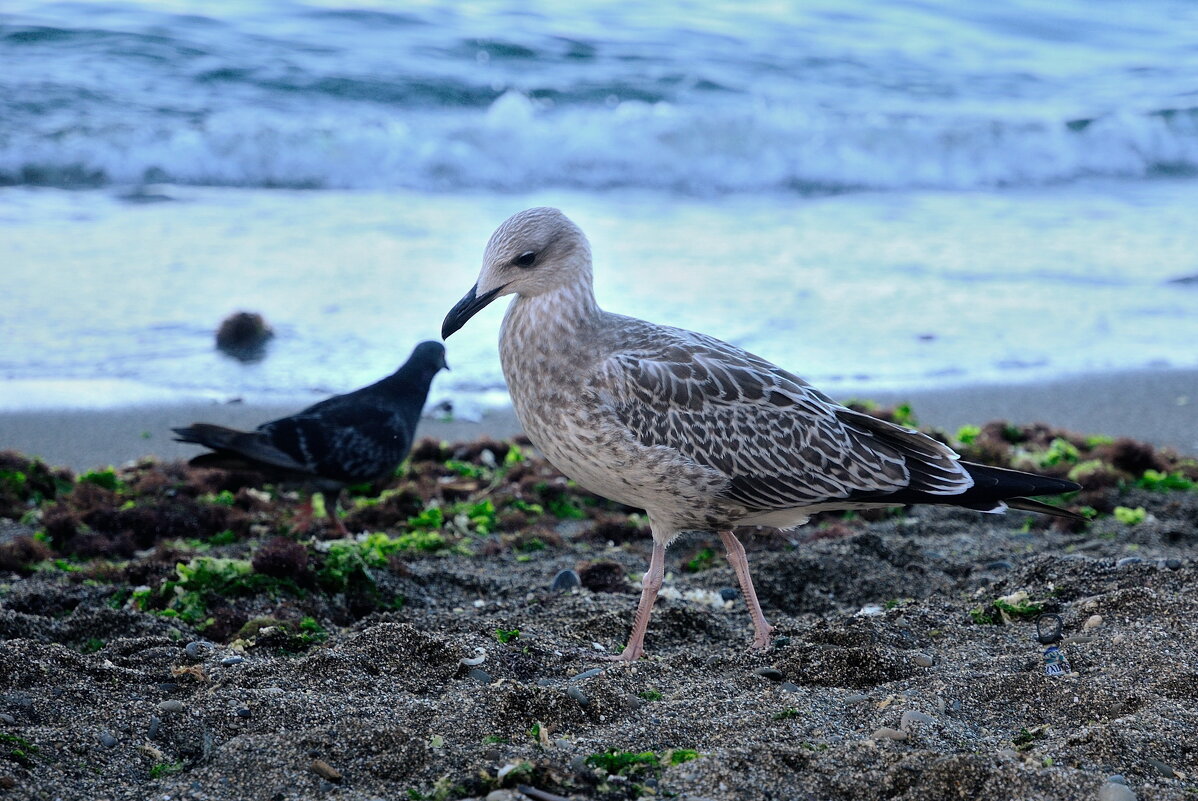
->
<box><xmin>571</xmin><ymin>668</ymin><xmax>604</xmax><ymax>682</ymax></box>
<box><xmin>147</xmin><ymin>715</ymin><xmax>161</xmax><ymax>739</ymax></box>
<box><xmin>718</xmin><ymin>587</ymin><xmax>739</xmax><ymax>602</ymax></box>
<box><xmin>551</xmin><ymin>569</ymin><xmax>581</xmax><ymax>591</ymax></box>
<box><xmin>842</xmin><ymin>694</ymin><xmax>870</xmax><ymax>705</ymax></box>
<box><xmin>156</xmin><ymin>683</ymin><xmax>178</xmax><ymax>693</ymax></box>
<box><xmin>780</xmin><ymin>682</ymin><xmax>801</xmax><ymax>693</ymax></box>
<box><xmin>262</xmin><ymin>687</ymin><xmax>285</xmax><ymax>696</ymax></box>
<box><xmin>900</xmin><ymin>710</ymin><xmax>935</xmax><ymax>729</ymax></box>
<box><xmin>567</xmin><ymin>686</ymin><xmax>589</xmax><ymax>706</ymax></box>
<box><xmin>1083</xmin><ymin>614</ymin><xmax>1103</xmax><ymax>631</ymax></box>
<box><xmin>872</xmin><ymin>727</ymin><xmax>908</xmax><ymax>741</ymax></box>
<box><xmin>772</xmin><ymin>636</ymin><xmax>791</xmax><ymax>648</ymax></box>
<box><xmin>912</xmin><ymin>653</ymin><xmax>934</xmax><ymax>667</ymax></box>
<box><xmin>0</xmin><ymin>713</ymin><xmax>15</xmax><ymax>725</ymax></box>
<box><xmin>1116</xmin><ymin>557</ymin><xmax>1144</xmax><ymax>568</ymax></box>
<box><xmin>235</xmin><ymin>708</ymin><xmax>251</xmax><ymax>718</ymax></box>
<box><xmin>1164</xmin><ymin>558</ymin><xmax>1182</xmax><ymax>570</ymax></box>
<box><xmin>1146</xmin><ymin>758</ymin><xmax>1177</xmax><ymax>778</ymax></box>
<box><xmin>468</xmin><ymin>668</ymin><xmax>492</xmax><ymax>685</ymax></box>
<box><xmin>1098</xmin><ymin>780</ymin><xmax>1136</xmax><ymax>801</ymax></box>
<box><xmin>754</xmin><ymin>667</ymin><xmax>784</xmax><ymax>682</ymax></box>
<box><xmin>184</xmin><ymin>641</ymin><xmax>213</xmax><ymax>661</ymax></box>
<box><xmin>460</xmin><ymin>649</ymin><xmax>487</xmax><ymax>667</ymax></box>
<box><xmin>985</xmin><ymin>560</ymin><xmax>1014</xmax><ymax>571</ymax></box>
<box><xmin>157</xmin><ymin>700</ymin><xmax>184</xmax><ymax>714</ymax></box>
<box><xmin>310</xmin><ymin>759</ymin><xmax>342</xmax><ymax>783</ymax></box>
<box><xmin>221</xmin><ymin>655</ymin><xmax>244</xmax><ymax>666</ymax></box>
<box><xmin>99</xmin><ymin>731</ymin><xmax>117</xmax><ymax>748</ymax></box>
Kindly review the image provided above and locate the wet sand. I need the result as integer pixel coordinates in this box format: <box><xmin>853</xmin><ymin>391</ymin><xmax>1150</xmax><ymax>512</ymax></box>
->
<box><xmin>0</xmin><ymin>368</ymin><xmax>1194</xmax><ymax>472</ymax></box>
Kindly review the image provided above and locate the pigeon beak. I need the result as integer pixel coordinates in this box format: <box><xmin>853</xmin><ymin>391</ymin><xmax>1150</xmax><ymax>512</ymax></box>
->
<box><xmin>442</xmin><ymin>283</ymin><xmax>505</xmax><ymax>339</ymax></box>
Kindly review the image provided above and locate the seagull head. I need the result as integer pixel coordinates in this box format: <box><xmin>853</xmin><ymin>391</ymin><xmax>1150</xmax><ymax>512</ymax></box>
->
<box><xmin>442</xmin><ymin>207</ymin><xmax>592</xmax><ymax>338</ymax></box>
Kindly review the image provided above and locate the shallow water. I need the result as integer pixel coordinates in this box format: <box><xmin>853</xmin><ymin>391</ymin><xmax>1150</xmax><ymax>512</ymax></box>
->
<box><xmin>1</xmin><ymin>0</ymin><xmax>1196</xmax><ymax>412</ymax></box>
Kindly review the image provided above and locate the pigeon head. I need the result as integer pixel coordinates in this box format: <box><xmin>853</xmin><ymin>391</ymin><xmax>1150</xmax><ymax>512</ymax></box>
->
<box><xmin>410</xmin><ymin>340</ymin><xmax>449</xmax><ymax>372</ymax></box>
<box><xmin>442</xmin><ymin>207</ymin><xmax>592</xmax><ymax>338</ymax></box>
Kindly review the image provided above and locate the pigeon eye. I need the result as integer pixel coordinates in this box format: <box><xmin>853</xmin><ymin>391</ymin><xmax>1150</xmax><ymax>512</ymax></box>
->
<box><xmin>514</xmin><ymin>251</ymin><xmax>537</xmax><ymax>268</ymax></box>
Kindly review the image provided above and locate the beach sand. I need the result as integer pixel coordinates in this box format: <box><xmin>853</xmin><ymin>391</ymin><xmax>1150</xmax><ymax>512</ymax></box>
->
<box><xmin>0</xmin><ymin>368</ymin><xmax>1193</xmax><ymax>472</ymax></box>
<box><xmin>1</xmin><ymin>368</ymin><xmax>1196</xmax><ymax>800</ymax></box>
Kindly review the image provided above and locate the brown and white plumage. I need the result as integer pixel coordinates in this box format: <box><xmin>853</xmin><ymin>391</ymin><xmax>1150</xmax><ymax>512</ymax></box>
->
<box><xmin>442</xmin><ymin>207</ymin><xmax>1081</xmax><ymax>661</ymax></box>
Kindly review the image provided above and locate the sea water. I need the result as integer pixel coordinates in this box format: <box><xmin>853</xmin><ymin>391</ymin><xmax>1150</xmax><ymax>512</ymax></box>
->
<box><xmin>1</xmin><ymin>0</ymin><xmax>1196</xmax><ymax>413</ymax></box>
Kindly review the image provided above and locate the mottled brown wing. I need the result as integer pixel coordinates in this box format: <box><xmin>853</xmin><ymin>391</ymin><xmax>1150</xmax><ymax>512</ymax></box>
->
<box><xmin>593</xmin><ymin>324</ymin><xmax>971</xmax><ymax>511</ymax></box>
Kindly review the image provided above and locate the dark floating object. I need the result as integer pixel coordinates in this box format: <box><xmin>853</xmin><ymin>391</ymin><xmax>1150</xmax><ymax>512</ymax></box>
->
<box><xmin>173</xmin><ymin>341</ymin><xmax>448</xmax><ymax>536</ymax></box>
<box><xmin>215</xmin><ymin>311</ymin><xmax>275</xmax><ymax>363</ymax></box>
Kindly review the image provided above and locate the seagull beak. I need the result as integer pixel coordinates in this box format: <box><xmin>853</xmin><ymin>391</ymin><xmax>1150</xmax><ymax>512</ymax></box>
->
<box><xmin>442</xmin><ymin>283</ymin><xmax>505</xmax><ymax>339</ymax></box>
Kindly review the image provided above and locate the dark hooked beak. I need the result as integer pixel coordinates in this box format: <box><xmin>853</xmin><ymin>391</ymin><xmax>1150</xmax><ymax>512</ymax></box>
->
<box><xmin>442</xmin><ymin>283</ymin><xmax>506</xmax><ymax>339</ymax></box>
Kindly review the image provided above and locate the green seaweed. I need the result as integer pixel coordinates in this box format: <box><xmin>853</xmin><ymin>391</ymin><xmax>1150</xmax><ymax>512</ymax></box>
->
<box><xmin>494</xmin><ymin>627</ymin><xmax>520</xmax><ymax>644</ymax></box>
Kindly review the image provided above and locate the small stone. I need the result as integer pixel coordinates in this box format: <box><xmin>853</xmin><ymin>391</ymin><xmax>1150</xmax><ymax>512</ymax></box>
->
<box><xmin>1106</xmin><ymin>775</ymin><xmax>1127</xmax><ymax>786</ymax></box>
<box><xmin>535</xmin><ymin>678</ymin><xmax>556</xmax><ymax>687</ymax></box>
<box><xmin>1116</xmin><ymin>557</ymin><xmax>1143</xmax><ymax>568</ymax></box>
<box><xmin>900</xmin><ymin>710</ymin><xmax>935</xmax><ymax>730</ymax></box>
<box><xmin>236</xmin><ymin>707</ymin><xmax>251</xmax><ymax>718</ymax></box>
<box><xmin>147</xmin><ymin>715</ymin><xmax>161</xmax><ymax>739</ymax></box>
<box><xmin>571</xmin><ymin>668</ymin><xmax>604</xmax><ymax>682</ymax></box>
<box><xmin>567</xmin><ymin>686</ymin><xmax>589</xmax><ymax>706</ymax></box>
<box><xmin>1164</xmin><ymin>558</ymin><xmax>1182</xmax><ymax>570</ymax></box>
<box><xmin>718</xmin><ymin>587</ymin><xmax>740</xmax><ymax>602</ymax></box>
<box><xmin>754</xmin><ymin>667</ymin><xmax>784</xmax><ymax>682</ymax></box>
<box><xmin>99</xmin><ymin>731</ymin><xmax>117</xmax><ymax>748</ymax></box>
<box><xmin>780</xmin><ymin>682</ymin><xmax>801</xmax><ymax>693</ymax></box>
<box><xmin>460</xmin><ymin>648</ymin><xmax>487</xmax><ymax>667</ymax></box>
<box><xmin>1146</xmin><ymin>758</ymin><xmax>1177</xmax><ymax>778</ymax></box>
<box><xmin>1098</xmin><ymin>780</ymin><xmax>1136</xmax><ymax>801</ymax></box>
<box><xmin>184</xmin><ymin>641</ymin><xmax>213</xmax><ymax>661</ymax></box>
<box><xmin>912</xmin><ymin>653</ymin><xmax>934</xmax><ymax>667</ymax></box>
<box><xmin>551</xmin><ymin>569</ymin><xmax>581</xmax><ymax>591</ymax></box>
<box><xmin>843</xmin><ymin>694</ymin><xmax>870</xmax><ymax>705</ymax></box>
<box><xmin>157</xmin><ymin>700</ymin><xmax>184</xmax><ymax>714</ymax></box>
<box><xmin>985</xmin><ymin>560</ymin><xmax>1014</xmax><ymax>571</ymax></box>
<box><xmin>156</xmin><ymin>683</ymin><xmax>178</xmax><ymax>693</ymax></box>
<box><xmin>220</xmin><ymin>655</ymin><xmax>244</xmax><ymax>666</ymax></box>
<box><xmin>872</xmin><ymin>727</ymin><xmax>907</xmax><ymax>741</ymax></box>
<box><xmin>1083</xmin><ymin>614</ymin><xmax>1103</xmax><ymax>631</ymax></box>
<box><xmin>310</xmin><ymin>759</ymin><xmax>342</xmax><ymax>783</ymax></box>
<box><xmin>772</xmin><ymin>636</ymin><xmax>791</xmax><ymax>648</ymax></box>
<box><xmin>262</xmin><ymin>687</ymin><xmax>284</xmax><ymax>696</ymax></box>
<box><xmin>0</xmin><ymin>713</ymin><xmax>15</xmax><ymax>725</ymax></box>
<box><xmin>468</xmin><ymin>668</ymin><xmax>492</xmax><ymax>684</ymax></box>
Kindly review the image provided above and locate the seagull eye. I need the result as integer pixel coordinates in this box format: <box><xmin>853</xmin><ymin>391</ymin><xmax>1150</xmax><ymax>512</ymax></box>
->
<box><xmin>514</xmin><ymin>251</ymin><xmax>537</xmax><ymax>268</ymax></box>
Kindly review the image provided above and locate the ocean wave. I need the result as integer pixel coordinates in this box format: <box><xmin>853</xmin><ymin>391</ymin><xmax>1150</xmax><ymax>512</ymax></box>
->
<box><xmin>2</xmin><ymin>94</ymin><xmax>1195</xmax><ymax>194</ymax></box>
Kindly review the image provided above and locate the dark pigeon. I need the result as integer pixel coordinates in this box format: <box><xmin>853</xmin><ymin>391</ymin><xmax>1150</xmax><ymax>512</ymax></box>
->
<box><xmin>173</xmin><ymin>340</ymin><xmax>448</xmax><ymax>535</ymax></box>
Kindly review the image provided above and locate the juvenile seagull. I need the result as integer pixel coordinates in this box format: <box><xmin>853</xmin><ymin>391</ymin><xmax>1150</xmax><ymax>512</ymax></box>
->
<box><xmin>442</xmin><ymin>208</ymin><xmax>1081</xmax><ymax>662</ymax></box>
<box><xmin>174</xmin><ymin>341</ymin><xmax>448</xmax><ymax>536</ymax></box>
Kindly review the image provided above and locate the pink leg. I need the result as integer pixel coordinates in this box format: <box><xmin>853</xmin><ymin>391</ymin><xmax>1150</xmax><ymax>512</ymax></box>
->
<box><xmin>718</xmin><ymin>530</ymin><xmax>774</xmax><ymax>649</ymax></box>
<box><xmin>325</xmin><ymin>490</ymin><xmax>350</xmax><ymax>537</ymax></box>
<box><xmin>604</xmin><ymin>539</ymin><xmax>667</xmax><ymax>662</ymax></box>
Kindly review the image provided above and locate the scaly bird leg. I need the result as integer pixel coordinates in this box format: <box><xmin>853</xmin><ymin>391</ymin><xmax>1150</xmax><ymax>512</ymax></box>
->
<box><xmin>325</xmin><ymin>489</ymin><xmax>350</xmax><ymax>537</ymax></box>
<box><xmin>718</xmin><ymin>530</ymin><xmax>774</xmax><ymax>649</ymax></box>
<box><xmin>604</xmin><ymin>539</ymin><xmax>666</xmax><ymax>662</ymax></box>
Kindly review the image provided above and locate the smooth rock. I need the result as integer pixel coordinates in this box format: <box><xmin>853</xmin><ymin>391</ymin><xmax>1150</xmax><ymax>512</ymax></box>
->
<box><xmin>571</xmin><ymin>668</ymin><xmax>604</xmax><ymax>682</ymax></box>
<box><xmin>843</xmin><ymin>694</ymin><xmax>870</xmax><ymax>705</ymax></box>
<box><xmin>1116</xmin><ymin>557</ymin><xmax>1143</xmax><ymax>568</ymax></box>
<box><xmin>780</xmin><ymin>682</ymin><xmax>801</xmax><ymax>693</ymax></box>
<box><xmin>912</xmin><ymin>653</ymin><xmax>934</xmax><ymax>667</ymax></box>
<box><xmin>220</xmin><ymin>655</ymin><xmax>244</xmax><ymax>666</ymax></box>
<box><xmin>468</xmin><ymin>668</ymin><xmax>492</xmax><ymax>684</ymax></box>
<box><xmin>872</xmin><ymin>727</ymin><xmax>908</xmax><ymax>741</ymax></box>
<box><xmin>551</xmin><ymin>569</ymin><xmax>581</xmax><ymax>591</ymax></box>
<box><xmin>147</xmin><ymin>715</ymin><xmax>161</xmax><ymax>739</ymax></box>
<box><xmin>985</xmin><ymin>560</ymin><xmax>1014</xmax><ymax>571</ymax></box>
<box><xmin>1146</xmin><ymin>758</ymin><xmax>1177</xmax><ymax>778</ymax></box>
<box><xmin>157</xmin><ymin>700</ymin><xmax>184</xmax><ymax>714</ymax></box>
<box><xmin>99</xmin><ymin>731</ymin><xmax>117</xmax><ymax>748</ymax></box>
<box><xmin>310</xmin><ymin>759</ymin><xmax>342</xmax><ymax>783</ymax></box>
<box><xmin>1083</xmin><ymin>614</ymin><xmax>1103</xmax><ymax>631</ymax></box>
<box><xmin>1098</xmin><ymin>781</ymin><xmax>1136</xmax><ymax>801</ymax></box>
<box><xmin>184</xmin><ymin>641</ymin><xmax>213</xmax><ymax>660</ymax></box>
<box><xmin>1164</xmin><ymin>558</ymin><xmax>1182</xmax><ymax>570</ymax></box>
<box><xmin>567</xmin><ymin>686</ymin><xmax>589</xmax><ymax>706</ymax></box>
<box><xmin>235</xmin><ymin>707</ymin><xmax>251</xmax><ymax>718</ymax></box>
<box><xmin>754</xmin><ymin>667</ymin><xmax>784</xmax><ymax>682</ymax></box>
<box><xmin>900</xmin><ymin>710</ymin><xmax>935</xmax><ymax>729</ymax></box>
<box><xmin>718</xmin><ymin>587</ymin><xmax>739</xmax><ymax>602</ymax></box>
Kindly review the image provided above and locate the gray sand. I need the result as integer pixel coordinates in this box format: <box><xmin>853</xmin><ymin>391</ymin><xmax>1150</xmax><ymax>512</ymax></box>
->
<box><xmin>0</xmin><ymin>368</ymin><xmax>1193</xmax><ymax>472</ymax></box>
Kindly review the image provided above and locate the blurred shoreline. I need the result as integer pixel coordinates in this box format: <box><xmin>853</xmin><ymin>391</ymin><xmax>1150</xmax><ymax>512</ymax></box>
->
<box><xmin>0</xmin><ymin>367</ymin><xmax>1192</xmax><ymax>472</ymax></box>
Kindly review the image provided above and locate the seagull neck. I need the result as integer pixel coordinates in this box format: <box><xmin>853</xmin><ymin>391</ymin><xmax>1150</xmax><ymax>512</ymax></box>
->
<box><xmin>507</xmin><ymin>281</ymin><xmax>602</xmax><ymax>339</ymax></box>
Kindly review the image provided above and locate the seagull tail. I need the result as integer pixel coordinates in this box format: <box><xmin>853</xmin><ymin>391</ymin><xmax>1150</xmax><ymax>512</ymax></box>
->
<box><xmin>959</xmin><ymin>462</ymin><xmax>1085</xmax><ymax>521</ymax></box>
<box><xmin>172</xmin><ymin>423</ymin><xmax>248</xmax><ymax>450</ymax></box>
